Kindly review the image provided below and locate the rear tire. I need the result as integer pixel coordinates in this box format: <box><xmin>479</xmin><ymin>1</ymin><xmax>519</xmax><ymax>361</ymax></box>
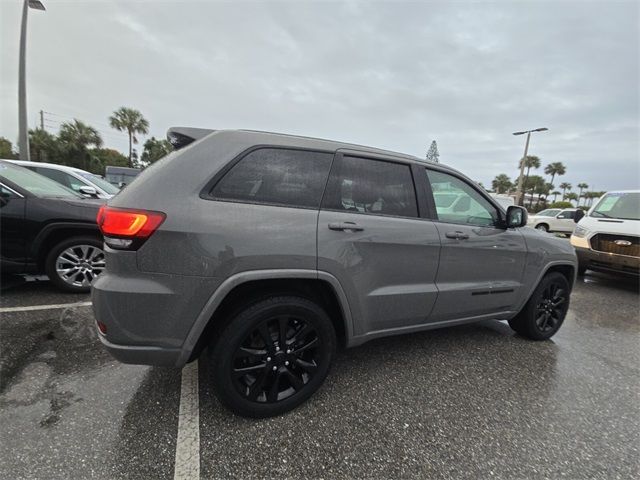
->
<box><xmin>45</xmin><ymin>236</ymin><xmax>105</xmax><ymax>293</ymax></box>
<box><xmin>509</xmin><ymin>272</ymin><xmax>570</xmax><ymax>340</ymax></box>
<box><xmin>209</xmin><ymin>296</ymin><xmax>336</xmax><ymax>418</ymax></box>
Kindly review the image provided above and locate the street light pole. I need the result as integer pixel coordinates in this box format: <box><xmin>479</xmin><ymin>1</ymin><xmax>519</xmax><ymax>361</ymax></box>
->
<box><xmin>513</xmin><ymin>127</ymin><xmax>548</xmax><ymax>206</ymax></box>
<box><xmin>18</xmin><ymin>0</ymin><xmax>46</xmax><ymax>161</ymax></box>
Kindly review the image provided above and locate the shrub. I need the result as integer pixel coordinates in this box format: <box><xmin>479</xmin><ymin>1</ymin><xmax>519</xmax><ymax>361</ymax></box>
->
<box><xmin>548</xmin><ymin>201</ymin><xmax>573</xmax><ymax>209</ymax></box>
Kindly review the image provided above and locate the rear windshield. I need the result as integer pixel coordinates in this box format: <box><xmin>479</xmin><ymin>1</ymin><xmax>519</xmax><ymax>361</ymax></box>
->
<box><xmin>591</xmin><ymin>192</ymin><xmax>640</xmax><ymax>221</ymax></box>
<box><xmin>0</xmin><ymin>162</ymin><xmax>81</xmax><ymax>198</ymax></box>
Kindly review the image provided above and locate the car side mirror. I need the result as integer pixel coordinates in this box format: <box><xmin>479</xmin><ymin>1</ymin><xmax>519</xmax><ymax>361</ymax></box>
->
<box><xmin>574</xmin><ymin>209</ymin><xmax>585</xmax><ymax>223</ymax></box>
<box><xmin>78</xmin><ymin>186</ymin><xmax>98</xmax><ymax>197</ymax></box>
<box><xmin>506</xmin><ymin>205</ymin><xmax>527</xmax><ymax>228</ymax></box>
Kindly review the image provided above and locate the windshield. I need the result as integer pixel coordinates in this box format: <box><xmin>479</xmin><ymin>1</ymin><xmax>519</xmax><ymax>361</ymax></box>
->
<box><xmin>0</xmin><ymin>162</ymin><xmax>81</xmax><ymax>198</ymax></box>
<box><xmin>591</xmin><ymin>192</ymin><xmax>640</xmax><ymax>221</ymax></box>
<box><xmin>79</xmin><ymin>172</ymin><xmax>120</xmax><ymax>195</ymax></box>
<box><xmin>536</xmin><ymin>209</ymin><xmax>561</xmax><ymax>217</ymax></box>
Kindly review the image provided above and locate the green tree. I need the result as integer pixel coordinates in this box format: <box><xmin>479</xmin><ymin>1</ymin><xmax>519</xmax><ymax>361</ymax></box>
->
<box><xmin>109</xmin><ymin>107</ymin><xmax>149</xmax><ymax>168</ymax></box>
<box><xmin>425</xmin><ymin>140</ymin><xmax>439</xmax><ymax>163</ymax></box>
<box><xmin>491</xmin><ymin>174</ymin><xmax>513</xmax><ymax>194</ymax></box>
<box><xmin>29</xmin><ymin>128</ymin><xmax>60</xmax><ymax>162</ymax></box>
<box><xmin>58</xmin><ymin>120</ymin><xmax>103</xmax><ymax>171</ymax></box>
<box><xmin>89</xmin><ymin>148</ymin><xmax>129</xmax><ymax>175</ymax></box>
<box><xmin>519</xmin><ymin>155</ymin><xmax>541</xmax><ymax>194</ymax></box>
<box><xmin>576</xmin><ymin>183</ymin><xmax>589</xmax><ymax>205</ymax></box>
<box><xmin>0</xmin><ymin>137</ymin><xmax>17</xmax><ymax>159</ymax></box>
<box><xmin>544</xmin><ymin>162</ymin><xmax>566</xmax><ymax>185</ymax></box>
<box><xmin>565</xmin><ymin>192</ymin><xmax>579</xmax><ymax>205</ymax></box>
<box><xmin>524</xmin><ymin>175</ymin><xmax>545</xmax><ymax>208</ymax></box>
<box><xmin>141</xmin><ymin>137</ymin><xmax>173</xmax><ymax>166</ymax></box>
<box><xmin>550</xmin><ymin>190</ymin><xmax>561</xmax><ymax>202</ymax></box>
<box><xmin>559</xmin><ymin>182</ymin><xmax>572</xmax><ymax>199</ymax></box>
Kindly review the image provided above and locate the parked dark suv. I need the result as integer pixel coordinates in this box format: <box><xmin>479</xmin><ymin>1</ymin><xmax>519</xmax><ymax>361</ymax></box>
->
<box><xmin>0</xmin><ymin>161</ymin><xmax>105</xmax><ymax>292</ymax></box>
<box><xmin>92</xmin><ymin>129</ymin><xmax>577</xmax><ymax>417</ymax></box>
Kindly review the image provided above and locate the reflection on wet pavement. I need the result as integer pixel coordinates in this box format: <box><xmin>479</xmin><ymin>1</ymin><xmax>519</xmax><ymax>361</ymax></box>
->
<box><xmin>0</xmin><ymin>270</ymin><xmax>638</xmax><ymax>479</ymax></box>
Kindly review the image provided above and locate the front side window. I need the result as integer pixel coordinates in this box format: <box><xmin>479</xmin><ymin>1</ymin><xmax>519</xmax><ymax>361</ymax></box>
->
<box><xmin>79</xmin><ymin>173</ymin><xmax>120</xmax><ymax>195</ymax></box>
<box><xmin>426</xmin><ymin>169</ymin><xmax>498</xmax><ymax>226</ymax></box>
<box><xmin>322</xmin><ymin>156</ymin><xmax>418</xmax><ymax>218</ymax></box>
<box><xmin>557</xmin><ymin>210</ymin><xmax>575</xmax><ymax>219</ymax></box>
<box><xmin>211</xmin><ymin>148</ymin><xmax>333</xmax><ymax>209</ymax></box>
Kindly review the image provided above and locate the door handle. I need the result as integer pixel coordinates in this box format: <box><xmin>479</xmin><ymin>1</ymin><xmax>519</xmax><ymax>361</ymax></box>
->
<box><xmin>445</xmin><ymin>231</ymin><xmax>469</xmax><ymax>240</ymax></box>
<box><xmin>328</xmin><ymin>222</ymin><xmax>364</xmax><ymax>232</ymax></box>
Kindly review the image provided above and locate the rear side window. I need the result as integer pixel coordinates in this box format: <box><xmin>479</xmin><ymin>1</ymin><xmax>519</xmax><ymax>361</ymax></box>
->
<box><xmin>322</xmin><ymin>156</ymin><xmax>418</xmax><ymax>218</ymax></box>
<box><xmin>211</xmin><ymin>148</ymin><xmax>333</xmax><ymax>209</ymax></box>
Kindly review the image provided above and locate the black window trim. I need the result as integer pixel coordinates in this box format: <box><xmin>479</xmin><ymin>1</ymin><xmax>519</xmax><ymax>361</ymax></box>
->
<box><xmin>319</xmin><ymin>151</ymin><xmax>424</xmax><ymax>221</ymax></box>
<box><xmin>423</xmin><ymin>164</ymin><xmax>507</xmax><ymax>228</ymax></box>
<box><xmin>200</xmin><ymin>145</ymin><xmax>337</xmax><ymax>211</ymax></box>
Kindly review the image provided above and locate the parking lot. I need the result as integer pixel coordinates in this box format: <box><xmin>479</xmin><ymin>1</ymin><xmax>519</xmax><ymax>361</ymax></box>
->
<box><xmin>1</xmin><ymin>270</ymin><xmax>638</xmax><ymax>480</ymax></box>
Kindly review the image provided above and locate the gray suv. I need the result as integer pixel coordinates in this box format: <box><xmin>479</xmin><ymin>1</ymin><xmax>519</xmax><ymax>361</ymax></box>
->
<box><xmin>92</xmin><ymin>129</ymin><xmax>577</xmax><ymax>417</ymax></box>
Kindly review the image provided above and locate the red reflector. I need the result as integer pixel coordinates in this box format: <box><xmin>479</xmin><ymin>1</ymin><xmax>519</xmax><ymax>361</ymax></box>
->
<box><xmin>97</xmin><ymin>321</ymin><xmax>107</xmax><ymax>335</ymax></box>
<box><xmin>97</xmin><ymin>206</ymin><xmax>165</xmax><ymax>238</ymax></box>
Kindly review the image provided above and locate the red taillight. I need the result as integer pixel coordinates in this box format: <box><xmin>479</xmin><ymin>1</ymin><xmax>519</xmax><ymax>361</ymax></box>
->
<box><xmin>97</xmin><ymin>205</ymin><xmax>166</xmax><ymax>238</ymax></box>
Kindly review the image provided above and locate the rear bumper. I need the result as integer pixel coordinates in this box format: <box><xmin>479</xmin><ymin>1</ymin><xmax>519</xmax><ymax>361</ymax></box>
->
<box><xmin>575</xmin><ymin>247</ymin><xmax>640</xmax><ymax>276</ymax></box>
<box><xmin>96</xmin><ymin>333</ymin><xmax>181</xmax><ymax>366</ymax></box>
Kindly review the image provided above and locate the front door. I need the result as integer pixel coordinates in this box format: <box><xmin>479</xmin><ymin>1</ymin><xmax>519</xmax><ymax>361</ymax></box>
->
<box><xmin>0</xmin><ymin>184</ymin><xmax>27</xmax><ymax>271</ymax></box>
<box><xmin>317</xmin><ymin>154</ymin><xmax>441</xmax><ymax>336</ymax></box>
<box><xmin>423</xmin><ymin>168</ymin><xmax>528</xmax><ymax>321</ymax></box>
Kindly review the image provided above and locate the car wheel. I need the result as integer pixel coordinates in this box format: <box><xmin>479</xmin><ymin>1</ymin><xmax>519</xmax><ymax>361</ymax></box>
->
<box><xmin>508</xmin><ymin>272</ymin><xmax>570</xmax><ymax>340</ymax></box>
<box><xmin>535</xmin><ymin>224</ymin><xmax>549</xmax><ymax>232</ymax></box>
<box><xmin>209</xmin><ymin>296</ymin><xmax>336</xmax><ymax>418</ymax></box>
<box><xmin>45</xmin><ymin>236</ymin><xmax>105</xmax><ymax>293</ymax></box>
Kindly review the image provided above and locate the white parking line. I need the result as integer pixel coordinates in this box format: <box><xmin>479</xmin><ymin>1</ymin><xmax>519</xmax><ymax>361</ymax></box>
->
<box><xmin>0</xmin><ymin>301</ymin><xmax>92</xmax><ymax>313</ymax></box>
<box><xmin>174</xmin><ymin>360</ymin><xmax>200</xmax><ymax>480</ymax></box>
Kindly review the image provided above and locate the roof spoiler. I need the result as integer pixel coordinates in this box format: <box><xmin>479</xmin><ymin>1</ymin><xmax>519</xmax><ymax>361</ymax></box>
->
<box><xmin>166</xmin><ymin>127</ymin><xmax>215</xmax><ymax>150</ymax></box>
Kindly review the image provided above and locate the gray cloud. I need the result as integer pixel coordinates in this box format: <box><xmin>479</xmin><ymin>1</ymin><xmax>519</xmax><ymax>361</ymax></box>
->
<box><xmin>1</xmin><ymin>0</ymin><xmax>638</xmax><ymax>191</ymax></box>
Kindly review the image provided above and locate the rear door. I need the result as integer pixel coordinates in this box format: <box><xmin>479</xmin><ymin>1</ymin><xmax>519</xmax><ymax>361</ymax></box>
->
<box><xmin>317</xmin><ymin>153</ymin><xmax>441</xmax><ymax>336</ymax></box>
<box><xmin>422</xmin><ymin>167</ymin><xmax>528</xmax><ymax>321</ymax></box>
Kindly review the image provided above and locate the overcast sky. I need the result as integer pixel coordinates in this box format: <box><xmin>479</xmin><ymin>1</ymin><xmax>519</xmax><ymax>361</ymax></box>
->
<box><xmin>1</xmin><ymin>0</ymin><xmax>638</xmax><ymax>191</ymax></box>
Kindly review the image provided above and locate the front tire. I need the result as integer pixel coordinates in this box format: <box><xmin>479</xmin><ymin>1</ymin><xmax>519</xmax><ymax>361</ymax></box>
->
<box><xmin>209</xmin><ymin>296</ymin><xmax>336</xmax><ymax>418</ymax></box>
<box><xmin>535</xmin><ymin>223</ymin><xmax>549</xmax><ymax>232</ymax></box>
<box><xmin>45</xmin><ymin>236</ymin><xmax>105</xmax><ymax>293</ymax></box>
<box><xmin>509</xmin><ymin>272</ymin><xmax>570</xmax><ymax>340</ymax></box>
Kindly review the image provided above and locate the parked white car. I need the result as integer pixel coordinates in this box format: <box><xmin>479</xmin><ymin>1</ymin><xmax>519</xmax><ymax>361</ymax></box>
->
<box><xmin>527</xmin><ymin>208</ymin><xmax>579</xmax><ymax>233</ymax></box>
<box><xmin>570</xmin><ymin>190</ymin><xmax>639</xmax><ymax>276</ymax></box>
<box><xmin>6</xmin><ymin>160</ymin><xmax>119</xmax><ymax>199</ymax></box>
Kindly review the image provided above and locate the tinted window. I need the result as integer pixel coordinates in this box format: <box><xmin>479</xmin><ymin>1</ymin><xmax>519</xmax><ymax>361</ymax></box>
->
<box><xmin>212</xmin><ymin>148</ymin><xmax>333</xmax><ymax>209</ymax></box>
<box><xmin>0</xmin><ymin>163</ymin><xmax>79</xmax><ymax>198</ymax></box>
<box><xmin>557</xmin><ymin>210</ymin><xmax>575</xmax><ymax>219</ymax></box>
<box><xmin>426</xmin><ymin>169</ymin><xmax>498</xmax><ymax>226</ymax></box>
<box><xmin>323</xmin><ymin>156</ymin><xmax>418</xmax><ymax>218</ymax></box>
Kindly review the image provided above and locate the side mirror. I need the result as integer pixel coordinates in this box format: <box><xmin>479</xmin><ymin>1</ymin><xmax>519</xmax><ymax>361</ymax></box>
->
<box><xmin>78</xmin><ymin>186</ymin><xmax>98</xmax><ymax>197</ymax></box>
<box><xmin>574</xmin><ymin>209</ymin><xmax>585</xmax><ymax>223</ymax></box>
<box><xmin>506</xmin><ymin>205</ymin><xmax>528</xmax><ymax>228</ymax></box>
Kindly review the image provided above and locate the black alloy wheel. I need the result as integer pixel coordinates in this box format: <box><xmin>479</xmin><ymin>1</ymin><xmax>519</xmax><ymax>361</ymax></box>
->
<box><xmin>232</xmin><ymin>315</ymin><xmax>321</xmax><ymax>403</ymax></box>
<box><xmin>534</xmin><ymin>282</ymin><xmax>567</xmax><ymax>333</ymax></box>
<box><xmin>209</xmin><ymin>296</ymin><xmax>335</xmax><ymax>418</ymax></box>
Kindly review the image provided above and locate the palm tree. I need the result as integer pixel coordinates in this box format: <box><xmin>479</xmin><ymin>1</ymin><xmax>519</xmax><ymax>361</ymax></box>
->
<box><xmin>58</xmin><ymin>120</ymin><xmax>103</xmax><ymax>170</ymax></box>
<box><xmin>491</xmin><ymin>174</ymin><xmax>513</xmax><ymax>194</ymax></box>
<box><xmin>520</xmin><ymin>155</ymin><xmax>541</xmax><ymax>193</ymax></box>
<box><xmin>576</xmin><ymin>183</ymin><xmax>589</xmax><ymax>205</ymax></box>
<box><xmin>544</xmin><ymin>162</ymin><xmax>566</xmax><ymax>185</ymax></box>
<box><xmin>559</xmin><ymin>182</ymin><xmax>572</xmax><ymax>199</ymax></box>
<box><xmin>551</xmin><ymin>191</ymin><xmax>561</xmax><ymax>202</ymax></box>
<box><xmin>565</xmin><ymin>192</ymin><xmax>578</xmax><ymax>206</ymax></box>
<box><xmin>109</xmin><ymin>107</ymin><xmax>149</xmax><ymax>167</ymax></box>
<box><xmin>29</xmin><ymin>128</ymin><xmax>58</xmax><ymax>162</ymax></box>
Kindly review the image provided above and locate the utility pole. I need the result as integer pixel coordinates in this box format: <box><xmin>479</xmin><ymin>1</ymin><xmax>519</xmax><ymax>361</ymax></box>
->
<box><xmin>40</xmin><ymin>109</ymin><xmax>44</xmax><ymax>130</ymax></box>
<box><xmin>512</xmin><ymin>127</ymin><xmax>548</xmax><ymax>206</ymax></box>
<box><xmin>18</xmin><ymin>0</ymin><xmax>46</xmax><ymax>160</ymax></box>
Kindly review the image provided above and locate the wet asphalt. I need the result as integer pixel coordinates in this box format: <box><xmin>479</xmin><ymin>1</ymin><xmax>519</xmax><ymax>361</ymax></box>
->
<box><xmin>1</xmin><ymin>271</ymin><xmax>639</xmax><ymax>479</ymax></box>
